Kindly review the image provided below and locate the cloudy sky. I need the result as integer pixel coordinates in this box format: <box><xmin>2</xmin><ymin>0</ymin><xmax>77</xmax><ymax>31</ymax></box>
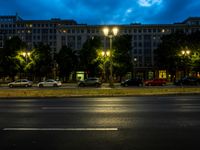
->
<box><xmin>0</xmin><ymin>0</ymin><xmax>200</xmax><ymax>24</ymax></box>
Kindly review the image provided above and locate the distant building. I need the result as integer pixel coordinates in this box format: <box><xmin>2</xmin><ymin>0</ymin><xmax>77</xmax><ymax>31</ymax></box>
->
<box><xmin>0</xmin><ymin>14</ymin><xmax>77</xmax><ymax>54</ymax></box>
<box><xmin>1</xmin><ymin>14</ymin><xmax>200</xmax><ymax>79</ymax></box>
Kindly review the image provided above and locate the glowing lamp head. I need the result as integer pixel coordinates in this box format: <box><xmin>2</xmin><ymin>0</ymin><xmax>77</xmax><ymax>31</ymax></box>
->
<box><xmin>112</xmin><ymin>27</ymin><xmax>118</xmax><ymax>36</ymax></box>
<box><xmin>101</xmin><ymin>51</ymin><xmax>105</xmax><ymax>56</ymax></box>
<box><xmin>106</xmin><ymin>51</ymin><xmax>110</xmax><ymax>56</ymax></box>
<box><xmin>103</xmin><ymin>27</ymin><xmax>109</xmax><ymax>36</ymax></box>
<box><xmin>186</xmin><ymin>50</ymin><xmax>190</xmax><ymax>55</ymax></box>
<box><xmin>181</xmin><ymin>50</ymin><xmax>185</xmax><ymax>55</ymax></box>
<box><xmin>22</xmin><ymin>52</ymin><xmax>26</xmax><ymax>57</ymax></box>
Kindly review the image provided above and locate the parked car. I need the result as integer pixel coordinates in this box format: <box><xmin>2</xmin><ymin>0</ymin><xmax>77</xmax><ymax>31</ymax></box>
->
<box><xmin>37</xmin><ymin>79</ymin><xmax>62</xmax><ymax>87</ymax></box>
<box><xmin>175</xmin><ymin>76</ymin><xmax>200</xmax><ymax>86</ymax></box>
<box><xmin>78</xmin><ymin>77</ymin><xmax>102</xmax><ymax>87</ymax></box>
<box><xmin>121</xmin><ymin>78</ymin><xmax>143</xmax><ymax>87</ymax></box>
<box><xmin>144</xmin><ymin>79</ymin><xmax>167</xmax><ymax>86</ymax></box>
<box><xmin>8</xmin><ymin>79</ymin><xmax>33</xmax><ymax>88</ymax></box>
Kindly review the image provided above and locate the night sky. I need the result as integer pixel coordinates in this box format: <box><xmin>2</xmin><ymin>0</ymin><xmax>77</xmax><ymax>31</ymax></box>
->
<box><xmin>0</xmin><ymin>0</ymin><xmax>200</xmax><ymax>24</ymax></box>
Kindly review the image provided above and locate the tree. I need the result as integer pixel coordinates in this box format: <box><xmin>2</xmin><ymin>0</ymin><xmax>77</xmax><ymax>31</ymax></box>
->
<box><xmin>30</xmin><ymin>43</ymin><xmax>53</xmax><ymax>80</ymax></box>
<box><xmin>186</xmin><ymin>31</ymin><xmax>200</xmax><ymax>74</ymax></box>
<box><xmin>55</xmin><ymin>46</ymin><xmax>78</xmax><ymax>81</ymax></box>
<box><xmin>79</xmin><ymin>36</ymin><xmax>102</xmax><ymax>77</ymax></box>
<box><xmin>0</xmin><ymin>36</ymin><xmax>26</xmax><ymax>79</ymax></box>
<box><xmin>112</xmin><ymin>35</ymin><xmax>132</xmax><ymax>80</ymax></box>
<box><xmin>95</xmin><ymin>49</ymin><xmax>111</xmax><ymax>82</ymax></box>
<box><xmin>154</xmin><ymin>31</ymin><xmax>200</xmax><ymax>79</ymax></box>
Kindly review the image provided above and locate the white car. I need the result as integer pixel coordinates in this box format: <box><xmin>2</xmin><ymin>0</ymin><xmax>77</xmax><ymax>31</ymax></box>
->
<box><xmin>8</xmin><ymin>79</ymin><xmax>33</xmax><ymax>88</ymax></box>
<box><xmin>37</xmin><ymin>79</ymin><xmax>62</xmax><ymax>87</ymax></box>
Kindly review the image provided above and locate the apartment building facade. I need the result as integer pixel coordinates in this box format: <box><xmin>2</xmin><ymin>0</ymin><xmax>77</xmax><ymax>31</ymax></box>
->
<box><xmin>1</xmin><ymin>14</ymin><xmax>200</xmax><ymax>79</ymax></box>
<box><xmin>0</xmin><ymin>14</ymin><xmax>77</xmax><ymax>53</ymax></box>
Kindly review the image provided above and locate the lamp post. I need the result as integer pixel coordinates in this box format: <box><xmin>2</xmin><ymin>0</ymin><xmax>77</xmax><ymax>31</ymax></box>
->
<box><xmin>22</xmin><ymin>51</ymin><xmax>31</xmax><ymax>63</ymax></box>
<box><xmin>22</xmin><ymin>51</ymin><xmax>31</xmax><ymax>78</ymax></box>
<box><xmin>53</xmin><ymin>60</ymin><xmax>58</xmax><ymax>80</ymax></box>
<box><xmin>181</xmin><ymin>49</ymin><xmax>191</xmax><ymax>77</ymax></box>
<box><xmin>133</xmin><ymin>57</ymin><xmax>137</xmax><ymax>78</ymax></box>
<box><xmin>101</xmin><ymin>50</ymin><xmax>110</xmax><ymax>82</ymax></box>
<box><xmin>103</xmin><ymin>27</ymin><xmax>118</xmax><ymax>87</ymax></box>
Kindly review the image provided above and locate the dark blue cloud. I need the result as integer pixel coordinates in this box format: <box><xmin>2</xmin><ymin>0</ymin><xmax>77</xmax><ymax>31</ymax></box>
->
<box><xmin>0</xmin><ymin>0</ymin><xmax>200</xmax><ymax>24</ymax></box>
<box><xmin>147</xmin><ymin>0</ymin><xmax>200</xmax><ymax>24</ymax></box>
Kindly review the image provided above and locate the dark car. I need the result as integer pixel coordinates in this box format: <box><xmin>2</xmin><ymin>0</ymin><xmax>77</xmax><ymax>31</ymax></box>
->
<box><xmin>78</xmin><ymin>77</ymin><xmax>102</xmax><ymax>87</ymax></box>
<box><xmin>144</xmin><ymin>79</ymin><xmax>167</xmax><ymax>86</ymax></box>
<box><xmin>121</xmin><ymin>78</ymin><xmax>143</xmax><ymax>87</ymax></box>
<box><xmin>175</xmin><ymin>76</ymin><xmax>200</xmax><ymax>86</ymax></box>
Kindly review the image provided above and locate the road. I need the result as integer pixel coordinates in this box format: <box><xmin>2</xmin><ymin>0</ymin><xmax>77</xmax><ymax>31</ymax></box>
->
<box><xmin>0</xmin><ymin>96</ymin><xmax>200</xmax><ymax>150</ymax></box>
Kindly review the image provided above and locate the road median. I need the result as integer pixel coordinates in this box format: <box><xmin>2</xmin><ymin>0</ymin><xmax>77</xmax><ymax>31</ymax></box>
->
<box><xmin>0</xmin><ymin>87</ymin><xmax>200</xmax><ymax>98</ymax></box>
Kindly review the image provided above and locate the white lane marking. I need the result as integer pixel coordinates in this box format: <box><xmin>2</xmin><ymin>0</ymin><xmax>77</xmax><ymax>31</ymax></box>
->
<box><xmin>3</xmin><ymin>128</ymin><xmax>118</xmax><ymax>131</ymax></box>
<box><xmin>42</xmin><ymin>107</ymin><xmax>86</xmax><ymax>110</ymax></box>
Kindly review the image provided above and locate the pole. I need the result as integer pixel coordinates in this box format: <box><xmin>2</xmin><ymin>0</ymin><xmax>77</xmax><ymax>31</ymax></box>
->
<box><xmin>103</xmin><ymin>27</ymin><xmax>118</xmax><ymax>87</ymax></box>
<box><xmin>103</xmin><ymin>37</ymin><xmax>106</xmax><ymax>82</ymax></box>
<box><xmin>109</xmin><ymin>36</ymin><xmax>113</xmax><ymax>87</ymax></box>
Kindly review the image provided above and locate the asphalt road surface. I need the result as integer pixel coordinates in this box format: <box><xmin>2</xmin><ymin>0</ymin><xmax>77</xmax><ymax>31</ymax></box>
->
<box><xmin>0</xmin><ymin>96</ymin><xmax>200</xmax><ymax>150</ymax></box>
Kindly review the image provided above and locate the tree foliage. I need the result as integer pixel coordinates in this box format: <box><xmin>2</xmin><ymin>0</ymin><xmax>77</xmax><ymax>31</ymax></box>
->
<box><xmin>113</xmin><ymin>35</ymin><xmax>132</xmax><ymax>78</ymax></box>
<box><xmin>55</xmin><ymin>46</ymin><xmax>78</xmax><ymax>81</ymax></box>
<box><xmin>30</xmin><ymin>43</ymin><xmax>53</xmax><ymax>79</ymax></box>
<box><xmin>79</xmin><ymin>36</ymin><xmax>102</xmax><ymax>76</ymax></box>
<box><xmin>154</xmin><ymin>31</ymin><xmax>200</xmax><ymax>77</ymax></box>
<box><xmin>0</xmin><ymin>36</ymin><xmax>26</xmax><ymax>78</ymax></box>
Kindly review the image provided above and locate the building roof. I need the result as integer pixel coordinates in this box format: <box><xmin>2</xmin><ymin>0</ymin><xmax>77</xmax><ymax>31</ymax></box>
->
<box><xmin>182</xmin><ymin>17</ymin><xmax>200</xmax><ymax>25</ymax></box>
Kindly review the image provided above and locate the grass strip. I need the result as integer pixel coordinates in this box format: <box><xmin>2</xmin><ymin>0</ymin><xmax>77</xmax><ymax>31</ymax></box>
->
<box><xmin>0</xmin><ymin>87</ymin><xmax>200</xmax><ymax>98</ymax></box>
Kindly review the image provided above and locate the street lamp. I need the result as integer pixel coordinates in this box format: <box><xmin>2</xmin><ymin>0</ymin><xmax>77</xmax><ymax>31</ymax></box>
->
<box><xmin>181</xmin><ymin>50</ymin><xmax>190</xmax><ymax>56</ymax></box>
<box><xmin>133</xmin><ymin>57</ymin><xmax>137</xmax><ymax>78</ymax></box>
<box><xmin>103</xmin><ymin>27</ymin><xmax>118</xmax><ymax>87</ymax></box>
<box><xmin>101</xmin><ymin>51</ymin><xmax>110</xmax><ymax>57</ymax></box>
<box><xmin>101</xmin><ymin>50</ymin><xmax>110</xmax><ymax>82</ymax></box>
<box><xmin>180</xmin><ymin>49</ymin><xmax>191</xmax><ymax>77</ymax></box>
<box><xmin>53</xmin><ymin>60</ymin><xmax>58</xmax><ymax>80</ymax></box>
<box><xmin>22</xmin><ymin>51</ymin><xmax>31</xmax><ymax>63</ymax></box>
<box><xmin>22</xmin><ymin>51</ymin><xmax>31</xmax><ymax>78</ymax></box>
